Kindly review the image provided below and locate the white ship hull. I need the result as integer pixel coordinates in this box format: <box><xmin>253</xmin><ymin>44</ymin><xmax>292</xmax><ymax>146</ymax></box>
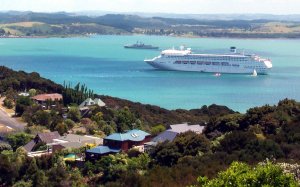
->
<box><xmin>144</xmin><ymin>47</ymin><xmax>272</xmax><ymax>74</ymax></box>
<box><xmin>145</xmin><ymin>59</ymin><xmax>271</xmax><ymax>74</ymax></box>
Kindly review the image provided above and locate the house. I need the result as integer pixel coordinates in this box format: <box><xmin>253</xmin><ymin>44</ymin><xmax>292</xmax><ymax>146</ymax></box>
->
<box><xmin>31</xmin><ymin>93</ymin><xmax>63</xmax><ymax>108</ymax></box>
<box><xmin>169</xmin><ymin>123</ymin><xmax>204</xmax><ymax>134</ymax></box>
<box><xmin>23</xmin><ymin>131</ymin><xmax>61</xmax><ymax>152</ymax></box>
<box><xmin>144</xmin><ymin>123</ymin><xmax>205</xmax><ymax>151</ymax></box>
<box><xmin>153</xmin><ymin>123</ymin><xmax>204</xmax><ymax>143</ymax></box>
<box><xmin>32</xmin><ymin>93</ymin><xmax>63</xmax><ymax>103</ymax></box>
<box><xmin>79</xmin><ymin>98</ymin><xmax>106</xmax><ymax>108</ymax></box>
<box><xmin>86</xmin><ymin>129</ymin><xmax>151</xmax><ymax>161</ymax></box>
<box><xmin>51</xmin><ymin>134</ymin><xmax>103</xmax><ymax>152</ymax></box>
<box><xmin>151</xmin><ymin>130</ymin><xmax>178</xmax><ymax>143</ymax></box>
<box><xmin>94</xmin><ymin>98</ymin><xmax>106</xmax><ymax>107</ymax></box>
<box><xmin>79</xmin><ymin>98</ymin><xmax>106</xmax><ymax>117</ymax></box>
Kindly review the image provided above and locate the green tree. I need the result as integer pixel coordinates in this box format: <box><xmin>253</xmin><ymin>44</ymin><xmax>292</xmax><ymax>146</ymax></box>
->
<box><xmin>195</xmin><ymin>161</ymin><xmax>298</xmax><ymax>187</ymax></box>
<box><xmin>68</xmin><ymin>168</ymin><xmax>86</xmax><ymax>187</ymax></box>
<box><xmin>206</xmin><ymin>113</ymin><xmax>243</xmax><ymax>134</ymax></box>
<box><xmin>102</xmin><ymin>124</ymin><xmax>115</xmax><ymax>135</ymax></box>
<box><xmin>0</xmin><ymin>143</ymin><xmax>12</xmax><ymax>152</ymax></box>
<box><xmin>47</xmin><ymin>166</ymin><xmax>68</xmax><ymax>186</ymax></box>
<box><xmin>28</xmin><ymin>88</ymin><xmax>37</xmax><ymax>97</ymax></box>
<box><xmin>127</xmin><ymin>153</ymin><xmax>151</xmax><ymax>170</ymax></box>
<box><xmin>34</xmin><ymin>110</ymin><xmax>51</xmax><ymax>127</ymax></box>
<box><xmin>33</xmin><ymin>170</ymin><xmax>48</xmax><ymax>187</ymax></box>
<box><xmin>55</xmin><ymin>123</ymin><xmax>68</xmax><ymax>135</ymax></box>
<box><xmin>64</xmin><ymin>119</ymin><xmax>76</xmax><ymax>129</ymax></box>
<box><xmin>151</xmin><ymin>131</ymin><xmax>211</xmax><ymax>166</ymax></box>
<box><xmin>174</xmin><ymin>131</ymin><xmax>211</xmax><ymax>156</ymax></box>
<box><xmin>6</xmin><ymin>132</ymin><xmax>34</xmax><ymax>150</ymax></box>
<box><xmin>0</xmin><ymin>153</ymin><xmax>18</xmax><ymax>185</ymax></box>
<box><xmin>85</xmin><ymin>122</ymin><xmax>98</xmax><ymax>135</ymax></box>
<box><xmin>3</xmin><ymin>98</ymin><xmax>14</xmax><ymax>109</ymax></box>
<box><xmin>25</xmin><ymin>158</ymin><xmax>38</xmax><ymax>181</ymax></box>
<box><xmin>67</xmin><ymin>107</ymin><xmax>81</xmax><ymax>122</ymax></box>
<box><xmin>218</xmin><ymin>131</ymin><xmax>256</xmax><ymax>154</ymax></box>
<box><xmin>151</xmin><ymin>141</ymin><xmax>181</xmax><ymax>167</ymax></box>
<box><xmin>151</xmin><ymin>124</ymin><xmax>166</xmax><ymax>135</ymax></box>
<box><xmin>91</xmin><ymin>112</ymin><xmax>103</xmax><ymax>123</ymax></box>
<box><xmin>15</xmin><ymin>96</ymin><xmax>32</xmax><ymax>115</ymax></box>
<box><xmin>115</xmin><ymin>107</ymin><xmax>136</xmax><ymax>132</ymax></box>
<box><xmin>12</xmin><ymin>180</ymin><xmax>33</xmax><ymax>187</ymax></box>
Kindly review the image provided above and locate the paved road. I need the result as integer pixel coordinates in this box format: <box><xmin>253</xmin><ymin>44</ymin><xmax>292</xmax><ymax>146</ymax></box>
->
<box><xmin>0</xmin><ymin>109</ymin><xmax>25</xmax><ymax>131</ymax></box>
<box><xmin>0</xmin><ymin>98</ymin><xmax>25</xmax><ymax>131</ymax></box>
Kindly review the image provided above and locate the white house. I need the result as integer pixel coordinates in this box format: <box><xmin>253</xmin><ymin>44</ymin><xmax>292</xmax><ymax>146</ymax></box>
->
<box><xmin>79</xmin><ymin>98</ymin><xmax>106</xmax><ymax>108</ymax></box>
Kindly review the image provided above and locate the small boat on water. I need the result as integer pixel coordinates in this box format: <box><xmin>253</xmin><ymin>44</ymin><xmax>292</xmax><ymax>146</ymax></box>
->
<box><xmin>252</xmin><ymin>69</ymin><xmax>258</xmax><ymax>77</ymax></box>
<box><xmin>124</xmin><ymin>41</ymin><xmax>159</xmax><ymax>49</ymax></box>
<box><xmin>214</xmin><ymin>73</ymin><xmax>221</xmax><ymax>77</ymax></box>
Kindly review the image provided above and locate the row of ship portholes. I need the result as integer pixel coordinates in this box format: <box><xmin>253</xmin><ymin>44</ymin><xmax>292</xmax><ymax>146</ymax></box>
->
<box><xmin>173</xmin><ymin>61</ymin><xmax>240</xmax><ymax>67</ymax></box>
<box><xmin>165</xmin><ymin>56</ymin><xmax>249</xmax><ymax>62</ymax></box>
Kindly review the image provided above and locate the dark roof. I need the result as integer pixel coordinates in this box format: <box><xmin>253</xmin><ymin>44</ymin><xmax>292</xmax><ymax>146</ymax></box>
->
<box><xmin>23</xmin><ymin>140</ymin><xmax>35</xmax><ymax>152</ymax></box>
<box><xmin>37</xmin><ymin>131</ymin><xmax>61</xmax><ymax>144</ymax></box>
<box><xmin>152</xmin><ymin>130</ymin><xmax>178</xmax><ymax>143</ymax></box>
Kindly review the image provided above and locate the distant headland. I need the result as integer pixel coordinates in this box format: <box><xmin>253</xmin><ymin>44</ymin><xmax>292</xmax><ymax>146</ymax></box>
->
<box><xmin>1</xmin><ymin>11</ymin><xmax>300</xmax><ymax>39</ymax></box>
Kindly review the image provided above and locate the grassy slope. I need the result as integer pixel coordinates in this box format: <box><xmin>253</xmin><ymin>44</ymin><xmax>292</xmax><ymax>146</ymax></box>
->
<box><xmin>0</xmin><ymin>21</ymin><xmax>129</xmax><ymax>36</ymax></box>
<box><xmin>0</xmin><ymin>14</ymin><xmax>300</xmax><ymax>38</ymax></box>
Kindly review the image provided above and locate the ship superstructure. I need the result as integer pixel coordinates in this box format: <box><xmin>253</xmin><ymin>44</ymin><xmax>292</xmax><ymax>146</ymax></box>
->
<box><xmin>124</xmin><ymin>41</ymin><xmax>159</xmax><ymax>49</ymax></box>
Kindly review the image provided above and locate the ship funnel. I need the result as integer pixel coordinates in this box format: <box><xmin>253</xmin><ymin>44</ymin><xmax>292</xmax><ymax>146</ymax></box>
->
<box><xmin>230</xmin><ymin>46</ymin><xmax>237</xmax><ymax>53</ymax></box>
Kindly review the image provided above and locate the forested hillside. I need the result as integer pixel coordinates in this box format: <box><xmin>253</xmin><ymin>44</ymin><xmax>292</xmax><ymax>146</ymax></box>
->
<box><xmin>0</xmin><ymin>66</ymin><xmax>234</xmax><ymax>127</ymax></box>
<box><xmin>1</xmin><ymin>11</ymin><xmax>300</xmax><ymax>38</ymax></box>
<box><xmin>1</xmin><ymin>66</ymin><xmax>300</xmax><ymax>186</ymax></box>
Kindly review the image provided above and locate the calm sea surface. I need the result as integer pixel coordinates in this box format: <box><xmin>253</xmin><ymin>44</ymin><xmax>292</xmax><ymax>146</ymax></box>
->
<box><xmin>0</xmin><ymin>35</ymin><xmax>300</xmax><ymax>112</ymax></box>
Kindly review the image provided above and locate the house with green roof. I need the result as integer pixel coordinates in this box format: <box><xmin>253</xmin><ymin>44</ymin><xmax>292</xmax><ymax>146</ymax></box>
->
<box><xmin>85</xmin><ymin>129</ymin><xmax>151</xmax><ymax>161</ymax></box>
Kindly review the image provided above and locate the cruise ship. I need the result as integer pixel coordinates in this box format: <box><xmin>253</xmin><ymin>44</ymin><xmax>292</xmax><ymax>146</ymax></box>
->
<box><xmin>144</xmin><ymin>47</ymin><xmax>272</xmax><ymax>74</ymax></box>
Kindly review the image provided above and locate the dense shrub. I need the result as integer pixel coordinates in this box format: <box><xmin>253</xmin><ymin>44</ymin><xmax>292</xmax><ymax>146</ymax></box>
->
<box><xmin>3</xmin><ymin>98</ymin><xmax>14</xmax><ymax>109</ymax></box>
<box><xmin>6</xmin><ymin>133</ymin><xmax>34</xmax><ymax>151</ymax></box>
<box><xmin>195</xmin><ymin>161</ymin><xmax>298</xmax><ymax>187</ymax></box>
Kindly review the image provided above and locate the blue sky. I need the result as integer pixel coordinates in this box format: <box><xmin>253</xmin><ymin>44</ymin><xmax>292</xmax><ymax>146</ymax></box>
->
<box><xmin>1</xmin><ymin>0</ymin><xmax>300</xmax><ymax>14</ymax></box>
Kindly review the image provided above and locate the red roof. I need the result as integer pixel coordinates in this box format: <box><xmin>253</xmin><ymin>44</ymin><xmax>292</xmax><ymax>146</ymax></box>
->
<box><xmin>32</xmin><ymin>93</ymin><xmax>63</xmax><ymax>101</ymax></box>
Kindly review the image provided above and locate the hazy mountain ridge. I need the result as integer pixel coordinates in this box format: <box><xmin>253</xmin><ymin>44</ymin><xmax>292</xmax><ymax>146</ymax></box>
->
<box><xmin>72</xmin><ymin>11</ymin><xmax>300</xmax><ymax>21</ymax></box>
<box><xmin>0</xmin><ymin>11</ymin><xmax>300</xmax><ymax>38</ymax></box>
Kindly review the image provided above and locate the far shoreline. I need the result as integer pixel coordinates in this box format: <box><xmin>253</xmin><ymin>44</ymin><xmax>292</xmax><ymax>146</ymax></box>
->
<box><xmin>1</xmin><ymin>33</ymin><xmax>300</xmax><ymax>40</ymax></box>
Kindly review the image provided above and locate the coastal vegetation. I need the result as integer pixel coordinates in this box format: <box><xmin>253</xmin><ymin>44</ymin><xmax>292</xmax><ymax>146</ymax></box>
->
<box><xmin>0</xmin><ymin>12</ymin><xmax>300</xmax><ymax>38</ymax></box>
<box><xmin>1</xmin><ymin>66</ymin><xmax>300</xmax><ymax>186</ymax></box>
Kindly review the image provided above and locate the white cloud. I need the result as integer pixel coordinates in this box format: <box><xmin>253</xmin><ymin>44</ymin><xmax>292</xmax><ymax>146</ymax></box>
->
<box><xmin>1</xmin><ymin>0</ymin><xmax>300</xmax><ymax>14</ymax></box>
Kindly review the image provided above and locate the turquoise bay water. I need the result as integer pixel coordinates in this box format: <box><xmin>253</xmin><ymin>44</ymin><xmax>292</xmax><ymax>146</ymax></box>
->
<box><xmin>0</xmin><ymin>35</ymin><xmax>300</xmax><ymax>112</ymax></box>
